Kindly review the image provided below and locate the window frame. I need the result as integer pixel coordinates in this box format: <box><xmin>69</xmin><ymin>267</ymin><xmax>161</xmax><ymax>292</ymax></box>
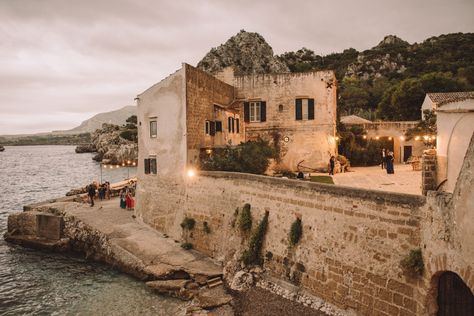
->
<box><xmin>149</xmin><ymin>120</ymin><xmax>157</xmax><ymax>138</ymax></box>
<box><xmin>250</xmin><ymin>102</ymin><xmax>261</xmax><ymax>122</ymax></box>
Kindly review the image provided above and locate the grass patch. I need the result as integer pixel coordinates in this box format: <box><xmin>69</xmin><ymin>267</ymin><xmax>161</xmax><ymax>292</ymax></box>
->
<box><xmin>310</xmin><ymin>176</ymin><xmax>334</xmax><ymax>184</ymax></box>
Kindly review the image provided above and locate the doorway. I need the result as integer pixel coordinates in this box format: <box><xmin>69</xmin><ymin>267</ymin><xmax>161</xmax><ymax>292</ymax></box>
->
<box><xmin>437</xmin><ymin>271</ymin><xmax>474</xmax><ymax>315</ymax></box>
<box><xmin>403</xmin><ymin>145</ymin><xmax>412</xmax><ymax>162</ymax></box>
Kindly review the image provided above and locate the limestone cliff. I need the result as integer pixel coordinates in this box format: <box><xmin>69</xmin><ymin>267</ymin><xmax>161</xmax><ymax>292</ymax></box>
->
<box><xmin>197</xmin><ymin>30</ymin><xmax>289</xmax><ymax>75</ymax></box>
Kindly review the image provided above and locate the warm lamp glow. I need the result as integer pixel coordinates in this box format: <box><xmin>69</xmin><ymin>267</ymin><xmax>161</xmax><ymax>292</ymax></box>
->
<box><xmin>206</xmin><ymin>148</ymin><xmax>212</xmax><ymax>154</ymax></box>
<box><xmin>122</xmin><ymin>163</ymin><xmax>125</xmax><ymax>166</ymax></box>
<box><xmin>187</xmin><ymin>169</ymin><xmax>195</xmax><ymax>177</ymax></box>
<box><xmin>415</xmin><ymin>136</ymin><xmax>420</xmax><ymax>141</ymax></box>
<box><xmin>423</xmin><ymin>135</ymin><xmax>429</xmax><ymax>140</ymax></box>
<box><xmin>400</xmin><ymin>136</ymin><xmax>405</xmax><ymax>141</ymax></box>
<box><xmin>388</xmin><ymin>137</ymin><xmax>392</xmax><ymax>140</ymax></box>
<box><xmin>127</xmin><ymin>160</ymin><xmax>131</xmax><ymax>164</ymax></box>
<box><xmin>362</xmin><ymin>135</ymin><xmax>367</xmax><ymax>139</ymax></box>
<box><xmin>132</xmin><ymin>162</ymin><xmax>136</xmax><ymax>166</ymax></box>
<box><xmin>335</xmin><ymin>136</ymin><xmax>340</xmax><ymax>141</ymax></box>
<box><xmin>375</xmin><ymin>136</ymin><xmax>380</xmax><ymax>140</ymax></box>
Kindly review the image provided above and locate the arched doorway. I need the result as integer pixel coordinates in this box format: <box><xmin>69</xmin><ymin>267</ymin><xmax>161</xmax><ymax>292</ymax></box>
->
<box><xmin>437</xmin><ymin>271</ymin><xmax>474</xmax><ymax>315</ymax></box>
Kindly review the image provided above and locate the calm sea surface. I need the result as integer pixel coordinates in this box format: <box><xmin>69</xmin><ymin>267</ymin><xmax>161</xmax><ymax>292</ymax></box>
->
<box><xmin>0</xmin><ymin>146</ymin><xmax>185</xmax><ymax>316</ymax></box>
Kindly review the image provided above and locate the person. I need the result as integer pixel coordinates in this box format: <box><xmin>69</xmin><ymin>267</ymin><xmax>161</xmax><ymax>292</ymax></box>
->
<box><xmin>386</xmin><ymin>151</ymin><xmax>395</xmax><ymax>174</ymax></box>
<box><xmin>125</xmin><ymin>188</ymin><xmax>135</xmax><ymax>211</ymax></box>
<box><xmin>98</xmin><ymin>183</ymin><xmax>105</xmax><ymax>200</ymax></box>
<box><xmin>381</xmin><ymin>148</ymin><xmax>386</xmax><ymax>170</ymax></box>
<box><xmin>329</xmin><ymin>156</ymin><xmax>335</xmax><ymax>175</ymax></box>
<box><xmin>119</xmin><ymin>189</ymin><xmax>127</xmax><ymax>209</ymax></box>
<box><xmin>87</xmin><ymin>183</ymin><xmax>96</xmax><ymax>207</ymax></box>
<box><xmin>105</xmin><ymin>181</ymin><xmax>111</xmax><ymax>199</ymax></box>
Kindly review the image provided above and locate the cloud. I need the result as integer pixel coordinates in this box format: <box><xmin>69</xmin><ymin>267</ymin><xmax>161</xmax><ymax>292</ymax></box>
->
<box><xmin>0</xmin><ymin>0</ymin><xmax>473</xmax><ymax>134</ymax></box>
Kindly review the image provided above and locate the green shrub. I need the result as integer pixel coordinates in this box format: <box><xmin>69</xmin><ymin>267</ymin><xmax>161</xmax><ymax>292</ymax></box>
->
<box><xmin>203</xmin><ymin>221</ymin><xmax>211</xmax><ymax>234</ymax></box>
<box><xmin>180</xmin><ymin>217</ymin><xmax>196</xmax><ymax>230</ymax></box>
<box><xmin>200</xmin><ymin>139</ymin><xmax>276</xmax><ymax>174</ymax></box>
<box><xmin>400</xmin><ymin>249</ymin><xmax>424</xmax><ymax>276</ymax></box>
<box><xmin>289</xmin><ymin>218</ymin><xmax>303</xmax><ymax>246</ymax></box>
<box><xmin>238</xmin><ymin>204</ymin><xmax>252</xmax><ymax>232</ymax></box>
<box><xmin>119</xmin><ymin>129</ymin><xmax>137</xmax><ymax>142</ymax></box>
<box><xmin>181</xmin><ymin>242</ymin><xmax>193</xmax><ymax>250</ymax></box>
<box><xmin>310</xmin><ymin>176</ymin><xmax>334</xmax><ymax>184</ymax></box>
<box><xmin>241</xmin><ymin>211</ymin><xmax>269</xmax><ymax>266</ymax></box>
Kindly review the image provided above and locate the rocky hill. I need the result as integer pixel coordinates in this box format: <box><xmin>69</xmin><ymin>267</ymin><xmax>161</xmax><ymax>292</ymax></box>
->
<box><xmin>58</xmin><ymin>105</ymin><xmax>136</xmax><ymax>134</ymax></box>
<box><xmin>197</xmin><ymin>30</ymin><xmax>289</xmax><ymax>75</ymax></box>
<box><xmin>197</xmin><ymin>31</ymin><xmax>474</xmax><ymax>120</ymax></box>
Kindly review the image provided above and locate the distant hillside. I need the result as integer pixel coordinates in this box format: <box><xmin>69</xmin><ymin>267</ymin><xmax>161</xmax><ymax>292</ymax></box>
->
<box><xmin>197</xmin><ymin>31</ymin><xmax>474</xmax><ymax>121</ymax></box>
<box><xmin>59</xmin><ymin>105</ymin><xmax>136</xmax><ymax>134</ymax></box>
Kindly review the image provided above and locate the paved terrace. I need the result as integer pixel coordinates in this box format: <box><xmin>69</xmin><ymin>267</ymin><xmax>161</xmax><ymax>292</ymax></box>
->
<box><xmin>330</xmin><ymin>163</ymin><xmax>422</xmax><ymax>195</ymax></box>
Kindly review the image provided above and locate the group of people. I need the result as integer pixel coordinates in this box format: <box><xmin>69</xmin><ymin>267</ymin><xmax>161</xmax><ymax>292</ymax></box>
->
<box><xmin>120</xmin><ymin>187</ymin><xmax>135</xmax><ymax>211</ymax></box>
<box><xmin>381</xmin><ymin>148</ymin><xmax>395</xmax><ymax>174</ymax></box>
<box><xmin>86</xmin><ymin>181</ymin><xmax>135</xmax><ymax>210</ymax></box>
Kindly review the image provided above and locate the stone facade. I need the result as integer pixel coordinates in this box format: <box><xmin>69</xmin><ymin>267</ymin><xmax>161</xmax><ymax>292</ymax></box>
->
<box><xmin>421</xmin><ymin>149</ymin><xmax>437</xmax><ymax>195</ymax></box>
<box><xmin>134</xmin><ymin>134</ymin><xmax>474</xmax><ymax>315</ymax></box>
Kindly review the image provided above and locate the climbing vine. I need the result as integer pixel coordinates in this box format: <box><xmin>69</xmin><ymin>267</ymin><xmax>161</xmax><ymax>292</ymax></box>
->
<box><xmin>289</xmin><ymin>217</ymin><xmax>303</xmax><ymax>246</ymax></box>
<box><xmin>400</xmin><ymin>248</ymin><xmax>424</xmax><ymax>276</ymax></box>
<box><xmin>241</xmin><ymin>211</ymin><xmax>269</xmax><ymax>266</ymax></box>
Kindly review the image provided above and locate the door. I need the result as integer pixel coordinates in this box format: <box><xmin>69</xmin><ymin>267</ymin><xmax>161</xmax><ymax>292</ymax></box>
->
<box><xmin>437</xmin><ymin>271</ymin><xmax>474</xmax><ymax>316</ymax></box>
<box><xmin>403</xmin><ymin>145</ymin><xmax>412</xmax><ymax>162</ymax></box>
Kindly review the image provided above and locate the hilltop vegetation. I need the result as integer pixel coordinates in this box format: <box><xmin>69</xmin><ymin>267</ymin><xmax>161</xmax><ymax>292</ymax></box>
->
<box><xmin>198</xmin><ymin>32</ymin><xmax>474</xmax><ymax>121</ymax></box>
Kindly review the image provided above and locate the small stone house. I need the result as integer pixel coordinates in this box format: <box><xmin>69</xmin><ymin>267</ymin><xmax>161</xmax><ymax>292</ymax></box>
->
<box><xmin>136</xmin><ymin>63</ymin><xmax>337</xmax><ymax>180</ymax></box>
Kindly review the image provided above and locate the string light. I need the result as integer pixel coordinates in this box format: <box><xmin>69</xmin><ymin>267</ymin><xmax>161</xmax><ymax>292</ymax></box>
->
<box><xmin>388</xmin><ymin>137</ymin><xmax>392</xmax><ymax>141</ymax></box>
<box><xmin>400</xmin><ymin>136</ymin><xmax>405</xmax><ymax>141</ymax></box>
<box><xmin>362</xmin><ymin>135</ymin><xmax>367</xmax><ymax>139</ymax></box>
<box><xmin>375</xmin><ymin>136</ymin><xmax>380</xmax><ymax>140</ymax></box>
<box><xmin>415</xmin><ymin>136</ymin><xmax>420</xmax><ymax>141</ymax></box>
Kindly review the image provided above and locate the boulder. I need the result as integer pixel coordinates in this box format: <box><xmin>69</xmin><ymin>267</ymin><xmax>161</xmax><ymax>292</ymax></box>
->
<box><xmin>230</xmin><ymin>271</ymin><xmax>254</xmax><ymax>291</ymax></box>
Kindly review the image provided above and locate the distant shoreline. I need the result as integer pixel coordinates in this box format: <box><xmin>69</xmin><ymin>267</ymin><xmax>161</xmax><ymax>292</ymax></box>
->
<box><xmin>0</xmin><ymin>133</ymin><xmax>91</xmax><ymax>146</ymax></box>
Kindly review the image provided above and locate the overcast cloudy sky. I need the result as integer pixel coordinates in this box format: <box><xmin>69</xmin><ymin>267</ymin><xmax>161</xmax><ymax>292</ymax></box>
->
<box><xmin>1</xmin><ymin>0</ymin><xmax>473</xmax><ymax>134</ymax></box>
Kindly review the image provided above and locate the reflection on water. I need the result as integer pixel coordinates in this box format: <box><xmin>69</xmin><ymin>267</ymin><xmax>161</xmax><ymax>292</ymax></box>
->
<box><xmin>0</xmin><ymin>146</ymin><xmax>184</xmax><ymax>315</ymax></box>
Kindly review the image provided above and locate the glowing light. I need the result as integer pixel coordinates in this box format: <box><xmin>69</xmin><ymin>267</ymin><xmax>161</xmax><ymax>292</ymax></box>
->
<box><xmin>132</xmin><ymin>162</ymin><xmax>136</xmax><ymax>166</ymax></box>
<box><xmin>116</xmin><ymin>165</ymin><xmax>119</xmax><ymax>169</ymax></box>
<box><xmin>122</xmin><ymin>163</ymin><xmax>126</xmax><ymax>166</ymax></box>
<box><xmin>206</xmin><ymin>148</ymin><xmax>212</xmax><ymax>154</ymax></box>
<box><xmin>127</xmin><ymin>160</ymin><xmax>131</xmax><ymax>164</ymax></box>
<box><xmin>335</xmin><ymin>136</ymin><xmax>340</xmax><ymax>141</ymax></box>
<box><xmin>423</xmin><ymin>135</ymin><xmax>429</xmax><ymax>140</ymax></box>
<box><xmin>400</xmin><ymin>136</ymin><xmax>405</xmax><ymax>141</ymax></box>
<box><xmin>187</xmin><ymin>169</ymin><xmax>195</xmax><ymax>177</ymax></box>
<box><xmin>388</xmin><ymin>137</ymin><xmax>392</xmax><ymax>141</ymax></box>
<box><xmin>375</xmin><ymin>136</ymin><xmax>380</xmax><ymax>140</ymax></box>
<box><xmin>362</xmin><ymin>135</ymin><xmax>367</xmax><ymax>139</ymax></box>
<box><xmin>415</xmin><ymin>136</ymin><xmax>420</xmax><ymax>141</ymax></box>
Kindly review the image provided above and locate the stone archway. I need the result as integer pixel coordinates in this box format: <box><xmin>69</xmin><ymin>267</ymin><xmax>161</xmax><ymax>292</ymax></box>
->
<box><xmin>436</xmin><ymin>271</ymin><xmax>474</xmax><ymax>316</ymax></box>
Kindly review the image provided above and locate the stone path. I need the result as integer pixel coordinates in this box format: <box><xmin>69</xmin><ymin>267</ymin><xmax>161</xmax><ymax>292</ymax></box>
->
<box><xmin>331</xmin><ymin>163</ymin><xmax>422</xmax><ymax>195</ymax></box>
<box><xmin>67</xmin><ymin>198</ymin><xmax>223</xmax><ymax>278</ymax></box>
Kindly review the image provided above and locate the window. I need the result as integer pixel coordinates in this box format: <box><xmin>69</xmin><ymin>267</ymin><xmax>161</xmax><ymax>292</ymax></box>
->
<box><xmin>228</xmin><ymin>117</ymin><xmax>236</xmax><ymax>133</ymax></box>
<box><xmin>144</xmin><ymin>157</ymin><xmax>157</xmax><ymax>174</ymax></box>
<box><xmin>295</xmin><ymin>98</ymin><xmax>315</xmax><ymax>120</ymax></box>
<box><xmin>244</xmin><ymin>101</ymin><xmax>266</xmax><ymax>123</ymax></box>
<box><xmin>205</xmin><ymin>120</ymin><xmax>217</xmax><ymax>136</ymax></box>
<box><xmin>236</xmin><ymin>119</ymin><xmax>240</xmax><ymax>133</ymax></box>
<box><xmin>150</xmin><ymin>120</ymin><xmax>157</xmax><ymax>137</ymax></box>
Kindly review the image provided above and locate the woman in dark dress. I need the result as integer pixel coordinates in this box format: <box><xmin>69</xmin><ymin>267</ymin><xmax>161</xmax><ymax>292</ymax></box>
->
<box><xmin>386</xmin><ymin>151</ymin><xmax>395</xmax><ymax>174</ymax></box>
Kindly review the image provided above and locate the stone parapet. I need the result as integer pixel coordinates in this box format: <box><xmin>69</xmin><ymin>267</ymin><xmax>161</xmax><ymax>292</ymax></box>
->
<box><xmin>422</xmin><ymin>149</ymin><xmax>437</xmax><ymax>195</ymax></box>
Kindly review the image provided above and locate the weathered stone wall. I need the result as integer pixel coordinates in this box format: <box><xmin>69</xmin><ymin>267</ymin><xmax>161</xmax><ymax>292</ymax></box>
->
<box><xmin>234</xmin><ymin>71</ymin><xmax>337</xmax><ymax>171</ymax></box>
<box><xmin>148</xmin><ymin>171</ymin><xmax>427</xmax><ymax>315</ymax></box>
<box><xmin>422</xmin><ymin>149</ymin><xmax>437</xmax><ymax>195</ymax></box>
<box><xmin>185</xmin><ymin>64</ymin><xmax>236</xmax><ymax>165</ymax></box>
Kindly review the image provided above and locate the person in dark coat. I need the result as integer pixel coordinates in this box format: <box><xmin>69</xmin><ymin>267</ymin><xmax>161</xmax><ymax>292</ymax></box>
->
<box><xmin>381</xmin><ymin>148</ymin><xmax>386</xmax><ymax>170</ymax></box>
<box><xmin>87</xmin><ymin>183</ymin><xmax>96</xmax><ymax>207</ymax></box>
<box><xmin>386</xmin><ymin>151</ymin><xmax>395</xmax><ymax>174</ymax></box>
<box><xmin>329</xmin><ymin>156</ymin><xmax>335</xmax><ymax>175</ymax></box>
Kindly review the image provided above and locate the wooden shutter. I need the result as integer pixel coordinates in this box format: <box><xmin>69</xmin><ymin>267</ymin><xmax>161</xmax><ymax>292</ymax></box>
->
<box><xmin>144</xmin><ymin>159</ymin><xmax>150</xmax><ymax>174</ymax></box>
<box><xmin>150</xmin><ymin>158</ymin><xmax>157</xmax><ymax>174</ymax></box>
<box><xmin>210</xmin><ymin>121</ymin><xmax>216</xmax><ymax>136</ymax></box>
<box><xmin>260</xmin><ymin>101</ymin><xmax>266</xmax><ymax>122</ymax></box>
<box><xmin>215</xmin><ymin>121</ymin><xmax>222</xmax><ymax>132</ymax></box>
<box><xmin>231</xmin><ymin>118</ymin><xmax>235</xmax><ymax>133</ymax></box>
<box><xmin>228</xmin><ymin>117</ymin><xmax>232</xmax><ymax>132</ymax></box>
<box><xmin>295</xmin><ymin>99</ymin><xmax>303</xmax><ymax>120</ymax></box>
<box><xmin>308</xmin><ymin>99</ymin><xmax>315</xmax><ymax>120</ymax></box>
<box><xmin>244</xmin><ymin>102</ymin><xmax>250</xmax><ymax>122</ymax></box>
<box><xmin>205</xmin><ymin>121</ymin><xmax>209</xmax><ymax>134</ymax></box>
<box><xmin>236</xmin><ymin>119</ymin><xmax>240</xmax><ymax>133</ymax></box>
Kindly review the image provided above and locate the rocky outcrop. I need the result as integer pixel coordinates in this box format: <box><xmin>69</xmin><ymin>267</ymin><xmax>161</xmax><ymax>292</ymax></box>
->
<box><xmin>75</xmin><ymin>123</ymin><xmax>138</xmax><ymax>164</ymax></box>
<box><xmin>197</xmin><ymin>30</ymin><xmax>289</xmax><ymax>75</ymax></box>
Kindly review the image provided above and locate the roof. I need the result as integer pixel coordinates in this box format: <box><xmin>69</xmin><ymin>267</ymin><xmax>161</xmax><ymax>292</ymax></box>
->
<box><xmin>340</xmin><ymin>115</ymin><xmax>372</xmax><ymax>124</ymax></box>
<box><xmin>427</xmin><ymin>91</ymin><xmax>474</xmax><ymax>106</ymax></box>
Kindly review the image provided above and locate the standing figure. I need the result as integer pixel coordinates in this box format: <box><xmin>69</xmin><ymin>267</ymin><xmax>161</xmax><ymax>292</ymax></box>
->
<box><xmin>120</xmin><ymin>189</ymin><xmax>127</xmax><ymax>209</ymax></box>
<box><xmin>329</xmin><ymin>156</ymin><xmax>335</xmax><ymax>175</ymax></box>
<box><xmin>386</xmin><ymin>151</ymin><xmax>395</xmax><ymax>174</ymax></box>
<box><xmin>87</xmin><ymin>183</ymin><xmax>96</xmax><ymax>207</ymax></box>
<box><xmin>381</xmin><ymin>148</ymin><xmax>386</xmax><ymax>170</ymax></box>
<box><xmin>125</xmin><ymin>188</ymin><xmax>134</xmax><ymax>211</ymax></box>
<box><xmin>105</xmin><ymin>182</ymin><xmax>111</xmax><ymax>199</ymax></box>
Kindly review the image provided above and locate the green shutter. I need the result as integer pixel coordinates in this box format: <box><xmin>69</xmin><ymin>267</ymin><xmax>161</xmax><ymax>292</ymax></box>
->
<box><xmin>308</xmin><ymin>99</ymin><xmax>315</xmax><ymax>120</ymax></box>
<box><xmin>260</xmin><ymin>101</ymin><xmax>266</xmax><ymax>122</ymax></box>
<box><xmin>295</xmin><ymin>99</ymin><xmax>302</xmax><ymax>120</ymax></box>
<box><xmin>244</xmin><ymin>102</ymin><xmax>250</xmax><ymax>122</ymax></box>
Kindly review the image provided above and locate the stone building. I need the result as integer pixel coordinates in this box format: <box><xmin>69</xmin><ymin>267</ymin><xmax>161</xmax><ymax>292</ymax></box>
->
<box><xmin>135</xmin><ymin>63</ymin><xmax>337</xmax><ymax>180</ymax></box>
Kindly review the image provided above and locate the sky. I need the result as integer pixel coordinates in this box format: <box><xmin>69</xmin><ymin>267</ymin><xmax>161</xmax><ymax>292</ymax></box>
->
<box><xmin>0</xmin><ymin>0</ymin><xmax>473</xmax><ymax>135</ymax></box>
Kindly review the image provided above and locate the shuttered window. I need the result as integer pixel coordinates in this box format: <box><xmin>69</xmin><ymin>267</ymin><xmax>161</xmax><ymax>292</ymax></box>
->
<box><xmin>215</xmin><ymin>121</ymin><xmax>222</xmax><ymax>132</ymax></box>
<box><xmin>228</xmin><ymin>117</ymin><xmax>232</xmax><ymax>132</ymax></box>
<box><xmin>150</xmin><ymin>120</ymin><xmax>157</xmax><ymax>137</ymax></box>
<box><xmin>205</xmin><ymin>121</ymin><xmax>210</xmax><ymax>135</ymax></box>
<box><xmin>144</xmin><ymin>159</ymin><xmax>150</xmax><ymax>174</ymax></box>
<box><xmin>296</xmin><ymin>98</ymin><xmax>315</xmax><ymax>120</ymax></box>
<box><xmin>236</xmin><ymin>119</ymin><xmax>240</xmax><ymax>133</ymax></box>
<box><xmin>244</xmin><ymin>102</ymin><xmax>250</xmax><ymax>122</ymax></box>
<box><xmin>247</xmin><ymin>101</ymin><xmax>266</xmax><ymax>122</ymax></box>
<box><xmin>209</xmin><ymin>121</ymin><xmax>216</xmax><ymax>136</ymax></box>
<box><xmin>150</xmin><ymin>158</ymin><xmax>157</xmax><ymax>174</ymax></box>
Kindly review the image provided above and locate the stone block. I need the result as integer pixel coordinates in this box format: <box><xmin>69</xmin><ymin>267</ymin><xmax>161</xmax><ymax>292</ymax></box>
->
<box><xmin>36</xmin><ymin>214</ymin><xmax>64</xmax><ymax>240</ymax></box>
